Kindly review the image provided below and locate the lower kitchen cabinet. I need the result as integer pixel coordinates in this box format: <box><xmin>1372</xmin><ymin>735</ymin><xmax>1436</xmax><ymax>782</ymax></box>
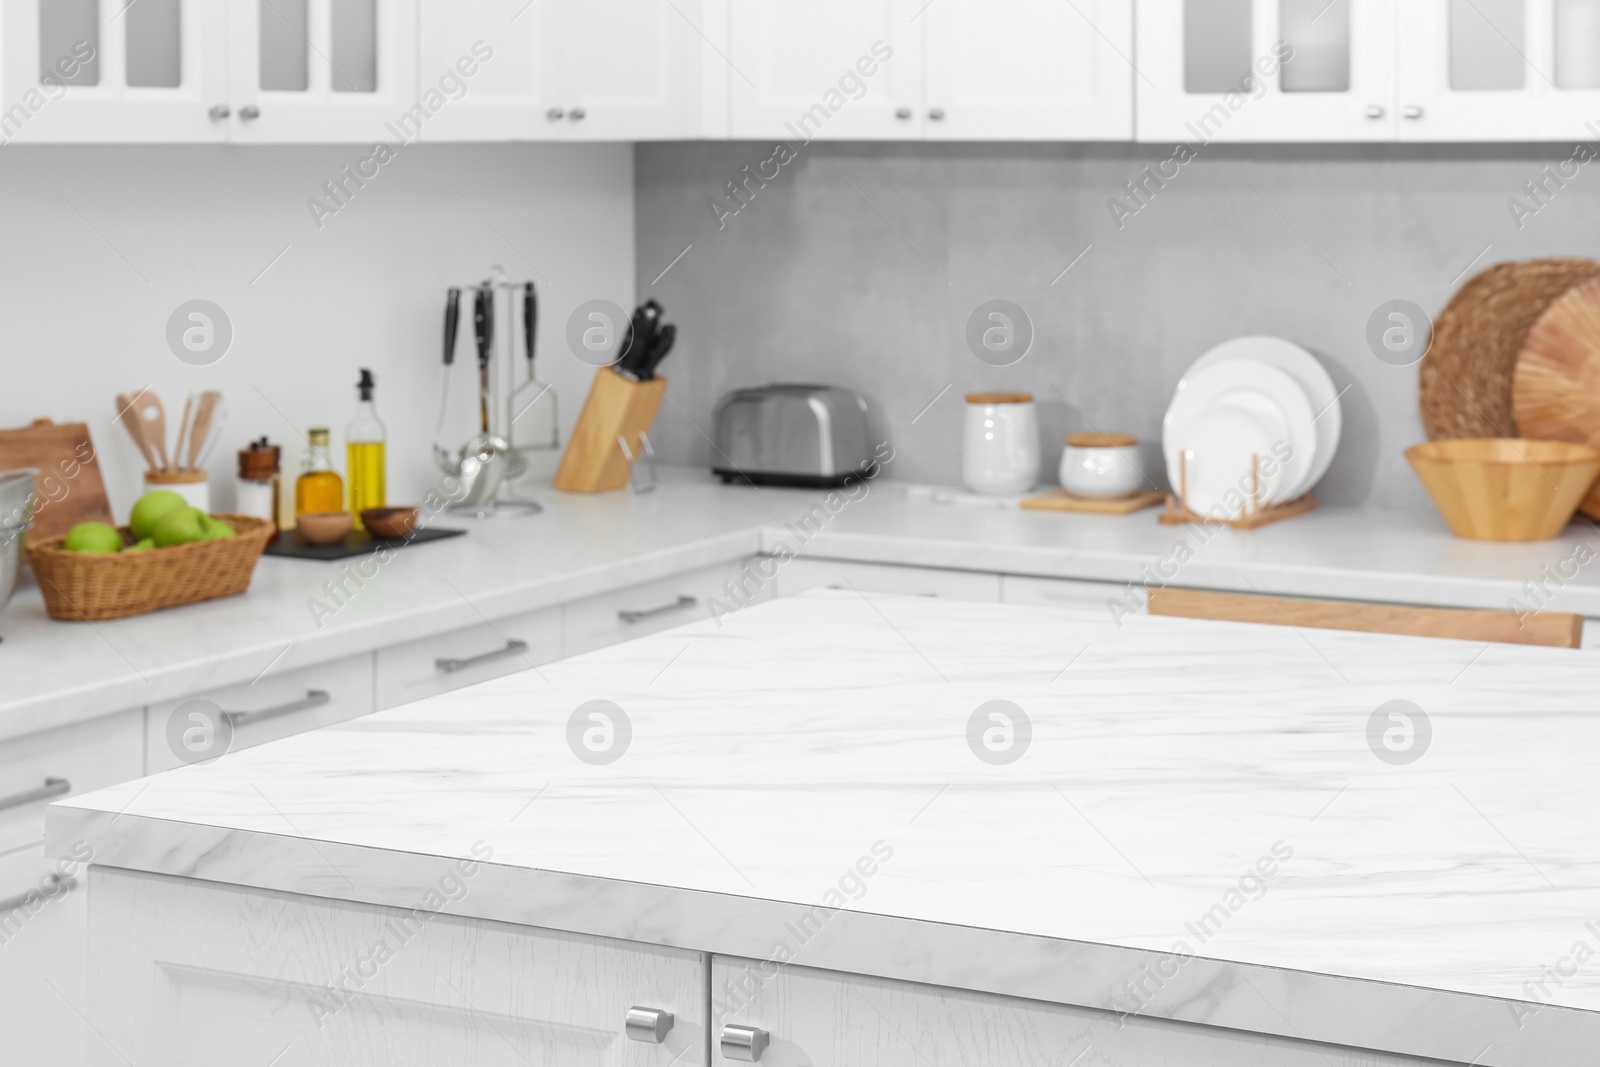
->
<box><xmin>708</xmin><ymin>957</ymin><xmax>1446</xmax><ymax>1067</ymax></box>
<box><xmin>145</xmin><ymin>654</ymin><xmax>375</xmax><ymax>774</ymax></box>
<box><xmin>375</xmin><ymin>604</ymin><xmax>564</xmax><ymax>711</ymax></box>
<box><xmin>87</xmin><ymin>868</ymin><xmax>708</xmax><ymax>1066</ymax></box>
<box><xmin>564</xmin><ymin>559</ymin><xmax>764</xmax><ymax>657</ymax></box>
<box><xmin>1000</xmin><ymin>574</ymin><xmax>1129</xmax><ymax>613</ymax></box>
<box><xmin>774</xmin><ymin>558</ymin><xmax>1002</xmax><ymax>601</ymax></box>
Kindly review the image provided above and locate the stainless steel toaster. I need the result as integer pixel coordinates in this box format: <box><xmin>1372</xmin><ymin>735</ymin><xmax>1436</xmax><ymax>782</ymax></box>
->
<box><xmin>711</xmin><ymin>384</ymin><xmax>875</xmax><ymax>487</ymax></box>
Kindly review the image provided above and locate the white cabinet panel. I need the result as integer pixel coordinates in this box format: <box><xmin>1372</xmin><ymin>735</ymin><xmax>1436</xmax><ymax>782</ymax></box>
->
<box><xmin>709</xmin><ymin>956</ymin><xmax>1444</xmax><ymax>1066</ymax></box>
<box><xmin>563</xmin><ymin>559</ymin><xmax>763</xmax><ymax>657</ymax></box>
<box><xmin>1137</xmin><ymin>0</ymin><xmax>1398</xmax><ymax>142</ymax></box>
<box><xmin>418</xmin><ymin>0</ymin><xmax>557</xmax><ymax>141</ymax></box>
<box><xmin>1000</xmin><ymin>574</ymin><xmax>1128</xmax><ymax>614</ymax></box>
<box><xmin>774</xmin><ymin>558</ymin><xmax>1001</xmax><ymax>601</ymax></box>
<box><xmin>375</xmin><ymin>604</ymin><xmax>563</xmax><ymax>710</ymax></box>
<box><xmin>560</xmin><ymin>0</ymin><xmax>704</xmax><ymax>140</ymax></box>
<box><xmin>89</xmin><ymin>868</ymin><xmax>708</xmax><ymax>1066</ymax></box>
<box><xmin>923</xmin><ymin>0</ymin><xmax>1133</xmax><ymax>140</ymax></box>
<box><xmin>729</xmin><ymin>0</ymin><xmax>921</xmax><ymax>140</ymax></box>
<box><xmin>145</xmin><ymin>653</ymin><xmax>375</xmax><ymax>774</ymax></box>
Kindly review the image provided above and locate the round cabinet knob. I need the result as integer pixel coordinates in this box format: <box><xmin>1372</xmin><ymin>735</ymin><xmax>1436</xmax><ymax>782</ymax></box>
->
<box><xmin>208</xmin><ymin>103</ymin><xmax>231</xmax><ymax>121</ymax></box>
<box><xmin>1364</xmin><ymin>104</ymin><xmax>1385</xmax><ymax>119</ymax></box>
<box><xmin>1403</xmin><ymin>105</ymin><xmax>1424</xmax><ymax>120</ymax></box>
<box><xmin>720</xmin><ymin>1024</ymin><xmax>771</xmax><ymax>1062</ymax></box>
<box><xmin>894</xmin><ymin>106</ymin><xmax>912</xmax><ymax>120</ymax></box>
<box><xmin>238</xmin><ymin>105</ymin><xmax>261</xmax><ymax>120</ymax></box>
<box><xmin>928</xmin><ymin>107</ymin><xmax>946</xmax><ymax>121</ymax></box>
<box><xmin>546</xmin><ymin>107</ymin><xmax>565</xmax><ymax>121</ymax></box>
<box><xmin>568</xmin><ymin>107</ymin><xmax>587</xmax><ymax>121</ymax></box>
<box><xmin>624</xmin><ymin>1006</ymin><xmax>674</xmax><ymax>1044</ymax></box>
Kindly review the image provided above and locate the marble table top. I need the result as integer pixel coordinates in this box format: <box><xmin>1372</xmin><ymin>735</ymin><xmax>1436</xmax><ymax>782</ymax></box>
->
<box><xmin>51</xmin><ymin>590</ymin><xmax>1600</xmax><ymax>1065</ymax></box>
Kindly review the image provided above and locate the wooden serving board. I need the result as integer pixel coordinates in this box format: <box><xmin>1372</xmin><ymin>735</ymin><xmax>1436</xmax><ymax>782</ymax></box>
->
<box><xmin>0</xmin><ymin>418</ymin><xmax>113</xmax><ymax>541</ymax></box>
<box><xmin>1019</xmin><ymin>488</ymin><xmax>1164</xmax><ymax>514</ymax></box>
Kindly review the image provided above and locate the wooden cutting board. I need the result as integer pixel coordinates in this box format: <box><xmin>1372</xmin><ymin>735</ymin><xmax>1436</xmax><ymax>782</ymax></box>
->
<box><xmin>1019</xmin><ymin>488</ymin><xmax>1164</xmax><ymax>514</ymax></box>
<box><xmin>0</xmin><ymin>418</ymin><xmax>113</xmax><ymax>541</ymax></box>
<box><xmin>1513</xmin><ymin>275</ymin><xmax>1600</xmax><ymax>518</ymax></box>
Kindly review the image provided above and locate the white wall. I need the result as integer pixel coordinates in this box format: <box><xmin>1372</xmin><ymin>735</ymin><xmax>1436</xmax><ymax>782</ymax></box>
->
<box><xmin>0</xmin><ymin>142</ymin><xmax>635</xmax><ymax>520</ymax></box>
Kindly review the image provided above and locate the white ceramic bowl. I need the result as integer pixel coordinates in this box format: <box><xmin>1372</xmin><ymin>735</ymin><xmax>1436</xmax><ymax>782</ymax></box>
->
<box><xmin>1059</xmin><ymin>433</ymin><xmax>1143</xmax><ymax>498</ymax></box>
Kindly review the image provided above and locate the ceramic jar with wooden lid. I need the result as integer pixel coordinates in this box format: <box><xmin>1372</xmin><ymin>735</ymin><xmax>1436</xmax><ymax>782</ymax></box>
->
<box><xmin>1059</xmin><ymin>432</ymin><xmax>1143</xmax><ymax>498</ymax></box>
<box><xmin>962</xmin><ymin>392</ymin><xmax>1039</xmax><ymax>495</ymax></box>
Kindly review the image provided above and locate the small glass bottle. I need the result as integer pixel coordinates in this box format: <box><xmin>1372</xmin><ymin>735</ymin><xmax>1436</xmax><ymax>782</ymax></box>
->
<box><xmin>295</xmin><ymin>428</ymin><xmax>344</xmax><ymax>516</ymax></box>
<box><xmin>346</xmin><ymin>368</ymin><xmax>387</xmax><ymax>524</ymax></box>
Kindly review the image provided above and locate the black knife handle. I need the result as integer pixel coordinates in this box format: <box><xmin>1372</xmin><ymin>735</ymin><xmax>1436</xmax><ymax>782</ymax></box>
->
<box><xmin>523</xmin><ymin>282</ymin><xmax>536</xmax><ymax>367</ymax></box>
<box><xmin>444</xmin><ymin>288</ymin><xmax>461</xmax><ymax>366</ymax></box>
<box><xmin>473</xmin><ymin>286</ymin><xmax>493</xmax><ymax>369</ymax></box>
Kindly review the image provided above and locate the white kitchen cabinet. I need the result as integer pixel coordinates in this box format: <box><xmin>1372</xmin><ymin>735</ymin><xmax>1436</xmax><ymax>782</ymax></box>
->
<box><xmin>0</xmin><ymin>0</ymin><xmax>229</xmax><ymax>142</ymax></box>
<box><xmin>923</xmin><ymin>0</ymin><xmax>1133</xmax><ymax>140</ymax></box>
<box><xmin>709</xmin><ymin>956</ymin><xmax>1442</xmax><ymax>1066</ymax></box>
<box><xmin>1137</xmin><ymin>0</ymin><xmax>1399</xmax><ymax>142</ymax></box>
<box><xmin>1001</xmin><ymin>573</ymin><xmax>1129</xmax><ymax>613</ymax></box>
<box><xmin>1397</xmin><ymin>0</ymin><xmax>1600</xmax><ymax>140</ymax></box>
<box><xmin>89</xmin><ymin>867</ymin><xmax>709</xmax><ymax>1065</ymax></box>
<box><xmin>774</xmin><ymin>558</ymin><xmax>1001</xmax><ymax>601</ymax></box>
<box><xmin>564</xmin><ymin>558</ymin><xmax>765</xmax><ymax>657</ymax></box>
<box><xmin>417</xmin><ymin>0</ymin><xmax>557</xmax><ymax>140</ymax></box>
<box><xmin>375</xmin><ymin>603</ymin><xmax>563</xmax><ymax>710</ymax></box>
<box><xmin>145</xmin><ymin>653</ymin><xmax>375</xmax><ymax>774</ymax></box>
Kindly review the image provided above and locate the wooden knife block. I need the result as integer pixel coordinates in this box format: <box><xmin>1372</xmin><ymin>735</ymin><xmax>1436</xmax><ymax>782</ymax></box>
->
<box><xmin>553</xmin><ymin>369</ymin><xmax>668</xmax><ymax>493</ymax></box>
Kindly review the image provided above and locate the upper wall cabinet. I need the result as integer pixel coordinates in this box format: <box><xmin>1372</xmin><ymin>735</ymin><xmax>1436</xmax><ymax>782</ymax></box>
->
<box><xmin>1137</xmin><ymin>0</ymin><xmax>1398</xmax><ymax>141</ymax></box>
<box><xmin>728</xmin><ymin>0</ymin><xmax>1133</xmax><ymax>141</ymax></box>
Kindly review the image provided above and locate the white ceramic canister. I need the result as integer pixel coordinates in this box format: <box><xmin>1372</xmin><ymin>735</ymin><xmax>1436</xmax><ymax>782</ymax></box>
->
<box><xmin>143</xmin><ymin>469</ymin><xmax>209</xmax><ymax>511</ymax></box>
<box><xmin>1059</xmin><ymin>432</ymin><xmax>1144</xmax><ymax>498</ymax></box>
<box><xmin>962</xmin><ymin>392</ymin><xmax>1040</xmax><ymax>495</ymax></box>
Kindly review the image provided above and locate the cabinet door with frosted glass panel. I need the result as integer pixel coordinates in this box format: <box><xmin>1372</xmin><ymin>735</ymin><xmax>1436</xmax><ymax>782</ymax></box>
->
<box><xmin>1137</xmin><ymin>0</ymin><xmax>1398</xmax><ymax>141</ymax></box>
<box><xmin>225</xmin><ymin>0</ymin><xmax>418</xmax><ymax>143</ymax></box>
<box><xmin>0</xmin><ymin>0</ymin><xmax>227</xmax><ymax>142</ymax></box>
<box><xmin>1398</xmin><ymin>0</ymin><xmax>1600</xmax><ymax>140</ymax></box>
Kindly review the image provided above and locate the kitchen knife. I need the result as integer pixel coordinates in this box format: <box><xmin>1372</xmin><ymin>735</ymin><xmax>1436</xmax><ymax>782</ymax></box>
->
<box><xmin>523</xmin><ymin>282</ymin><xmax>537</xmax><ymax>377</ymax></box>
<box><xmin>443</xmin><ymin>287</ymin><xmax>461</xmax><ymax>366</ymax></box>
<box><xmin>474</xmin><ymin>285</ymin><xmax>493</xmax><ymax>432</ymax></box>
<box><xmin>639</xmin><ymin>323</ymin><xmax>676</xmax><ymax>380</ymax></box>
<box><xmin>619</xmin><ymin>300</ymin><xmax>663</xmax><ymax>377</ymax></box>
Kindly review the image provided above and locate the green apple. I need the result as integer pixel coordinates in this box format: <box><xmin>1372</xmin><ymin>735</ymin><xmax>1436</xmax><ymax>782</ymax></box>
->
<box><xmin>199</xmin><ymin>514</ymin><xmax>235</xmax><ymax>540</ymax></box>
<box><xmin>123</xmin><ymin>538</ymin><xmax>156</xmax><ymax>553</ymax></box>
<box><xmin>63</xmin><ymin>522</ymin><xmax>122</xmax><ymax>554</ymax></box>
<box><xmin>152</xmin><ymin>506</ymin><xmax>207</xmax><ymax>548</ymax></box>
<box><xmin>129</xmin><ymin>490</ymin><xmax>188</xmax><ymax>541</ymax></box>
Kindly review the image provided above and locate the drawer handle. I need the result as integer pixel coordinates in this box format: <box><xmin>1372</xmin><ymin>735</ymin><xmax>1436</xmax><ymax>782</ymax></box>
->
<box><xmin>436</xmin><ymin>639</ymin><xmax>528</xmax><ymax>674</ymax></box>
<box><xmin>721</xmin><ymin>1024</ymin><xmax>770</xmax><ymax>1062</ymax></box>
<box><xmin>0</xmin><ymin>871</ymin><xmax>76</xmax><ymax>912</ymax></box>
<box><xmin>0</xmin><ymin>777</ymin><xmax>71</xmax><ymax>814</ymax></box>
<box><xmin>624</xmin><ymin>1006</ymin><xmax>674</xmax><ymax>1044</ymax></box>
<box><xmin>225</xmin><ymin>689</ymin><xmax>331</xmax><ymax>727</ymax></box>
<box><xmin>618</xmin><ymin>595</ymin><xmax>697</xmax><ymax>624</ymax></box>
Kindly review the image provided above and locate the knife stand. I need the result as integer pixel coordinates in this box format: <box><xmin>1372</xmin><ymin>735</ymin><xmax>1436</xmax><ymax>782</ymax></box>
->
<box><xmin>553</xmin><ymin>368</ymin><xmax>668</xmax><ymax>493</ymax></box>
<box><xmin>1159</xmin><ymin>450</ymin><xmax>1317</xmax><ymax>529</ymax></box>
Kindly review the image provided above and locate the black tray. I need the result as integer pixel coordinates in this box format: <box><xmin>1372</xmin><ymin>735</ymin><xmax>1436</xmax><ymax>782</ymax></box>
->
<box><xmin>262</xmin><ymin>525</ymin><xmax>466</xmax><ymax>561</ymax></box>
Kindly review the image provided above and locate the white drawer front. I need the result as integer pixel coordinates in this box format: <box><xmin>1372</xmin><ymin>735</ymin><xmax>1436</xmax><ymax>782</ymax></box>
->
<box><xmin>775</xmin><ymin>559</ymin><xmax>1001</xmax><ymax>602</ymax></box>
<box><xmin>146</xmin><ymin>654</ymin><xmax>376</xmax><ymax>774</ymax></box>
<box><xmin>710</xmin><ymin>957</ymin><xmax>1441</xmax><ymax>1067</ymax></box>
<box><xmin>0</xmin><ymin>709</ymin><xmax>141</xmax><ymax>895</ymax></box>
<box><xmin>376</xmin><ymin>605</ymin><xmax>563</xmax><ymax>711</ymax></box>
<box><xmin>564</xmin><ymin>560</ymin><xmax>764</xmax><ymax>657</ymax></box>
<box><xmin>1001</xmin><ymin>574</ymin><xmax>1129</xmax><ymax>615</ymax></box>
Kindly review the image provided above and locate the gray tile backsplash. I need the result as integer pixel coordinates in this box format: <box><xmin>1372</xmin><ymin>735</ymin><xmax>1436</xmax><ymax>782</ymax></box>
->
<box><xmin>634</xmin><ymin>140</ymin><xmax>1598</xmax><ymax>509</ymax></box>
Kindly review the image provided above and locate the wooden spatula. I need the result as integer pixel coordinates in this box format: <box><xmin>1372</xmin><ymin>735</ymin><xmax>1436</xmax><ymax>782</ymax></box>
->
<box><xmin>114</xmin><ymin>393</ymin><xmax>158</xmax><ymax>472</ymax></box>
<box><xmin>187</xmin><ymin>391</ymin><xmax>220</xmax><ymax>471</ymax></box>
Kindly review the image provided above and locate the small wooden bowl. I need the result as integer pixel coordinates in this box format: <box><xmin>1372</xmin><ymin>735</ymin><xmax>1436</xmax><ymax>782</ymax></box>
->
<box><xmin>296</xmin><ymin>511</ymin><xmax>353</xmax><ymax>545</ymax></box>
<box><xmin>1406</xmin><ymin>438</ymin><xmax>1600</xmax><ymax>541</ymax></box>
<box><xmin>360</xmin><ymin>506</ymin><xmax>419</xmax><ymax>541</ymax></box>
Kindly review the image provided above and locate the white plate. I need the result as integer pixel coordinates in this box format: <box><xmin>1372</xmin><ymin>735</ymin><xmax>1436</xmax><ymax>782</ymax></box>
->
<box><xmin>1187</xmin><ymin>336</ymin><xmax>1341</xmax><ymax>499</ymax></box>
<box><xmin>1163</xmin><ymin>359</ymin><xmax>1317</xmax><ymax>517</ymax></box>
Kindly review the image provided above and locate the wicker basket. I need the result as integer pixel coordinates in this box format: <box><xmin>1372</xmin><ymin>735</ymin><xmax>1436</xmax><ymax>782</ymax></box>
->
<box><xmin>25</xmin><ymin>513</ymin><xmax>274</xmax><ymax>621</ymax></box>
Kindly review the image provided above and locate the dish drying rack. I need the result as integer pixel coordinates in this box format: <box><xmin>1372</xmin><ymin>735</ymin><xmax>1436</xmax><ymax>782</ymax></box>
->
<box><xmin>1160</xmin><ymin>450</ymin><xmax>1317</xmax><ymax>529</ymax></box>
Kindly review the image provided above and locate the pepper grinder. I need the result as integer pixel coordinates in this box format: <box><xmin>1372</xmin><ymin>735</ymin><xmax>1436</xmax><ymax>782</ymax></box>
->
<box><xmin>236</xmin><ymin>437</ymin><xmax>282</xmax><ymax>531</ymax></box>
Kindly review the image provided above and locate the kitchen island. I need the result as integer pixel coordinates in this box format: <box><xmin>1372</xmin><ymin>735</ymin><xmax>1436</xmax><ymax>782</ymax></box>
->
<box><xmin>48</xmin><ymin>590</ymin><xmax>1600</xmax><ymax>1066</ymax></box>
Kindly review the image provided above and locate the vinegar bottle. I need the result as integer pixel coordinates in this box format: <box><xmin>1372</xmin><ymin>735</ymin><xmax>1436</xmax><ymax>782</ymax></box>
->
<box><xmin>295</xmin><ymin>428</ymin><xmax>344</xmax><ymax>516</ymax></box>
<box><xmin>346</xmin><ymin>368</ymin><xmax>387</xmax><ymax>524</ymax></box>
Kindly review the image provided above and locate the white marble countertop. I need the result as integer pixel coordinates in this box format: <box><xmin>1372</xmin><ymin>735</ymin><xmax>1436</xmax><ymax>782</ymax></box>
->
<box><xmin>50</xmin><ymin>591</ymin><xmax>1600</xmax><ymax>1066</ymax></box>
<box><xmin>7</xmin><ymin>466</ymin><xmax>1600</xmax><ymax>742</ymax></box>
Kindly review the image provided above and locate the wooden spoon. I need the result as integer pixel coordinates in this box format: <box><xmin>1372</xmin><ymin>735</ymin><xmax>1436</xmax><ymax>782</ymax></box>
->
<box><xmin>187</xmin><ymin>391</ymin><xmax>220</xmax><ymax>470</ymax></box>
<box><xmin>114</xmin><ymin>393</ymin><xmax>158</xmax><ymax>472</ymax></box>
<box><xmin>133</xmin><ymin>390</ymin><xmax>169</xmax><ymax>471</ymax></box>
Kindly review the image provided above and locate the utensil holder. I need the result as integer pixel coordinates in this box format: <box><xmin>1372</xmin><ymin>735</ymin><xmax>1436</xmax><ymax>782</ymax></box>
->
<box><xmin>553</xmin><ymin>369</ymin><xmax>668</xmax><ymax>494</ymax></box>
<box><xmin>144</xmin><ymin>468</ymin><xmax>210</xmax><ymax>511</ymax></box>
<box><xmin>1159</xmin><ymin>451</ymin><xmax>1317</xmax><ymax>530</ymax></box>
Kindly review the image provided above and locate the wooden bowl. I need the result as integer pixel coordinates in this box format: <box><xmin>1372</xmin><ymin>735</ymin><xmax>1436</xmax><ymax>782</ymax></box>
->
<box><xmin>1405</xmin><ymin>438</ymin><xmax>1600</xmax><ymax>541</ymax></box>
<box><xmin>296</xmin><ymin>511</ymin><xmax>353</xmax><ymax>545</ymax></box>
<box><xmin>360</xmin><ymin>506</ymin><xmax>419</xmax><ymax>541</ymax></box>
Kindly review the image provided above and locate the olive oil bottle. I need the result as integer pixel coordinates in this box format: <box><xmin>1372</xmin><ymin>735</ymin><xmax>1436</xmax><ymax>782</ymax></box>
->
<box><xmin>346</xmin><ymin>368</ymin><xmax>387</xmax><ymax>524</ymax></box>
<box><xmin>295</xmin><ymin>428</ymin><xmax>343</xmax><ymax>516</ymax></box>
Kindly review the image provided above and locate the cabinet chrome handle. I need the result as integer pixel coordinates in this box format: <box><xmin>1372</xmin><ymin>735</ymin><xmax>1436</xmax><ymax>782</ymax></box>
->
<box><xmin>0</xmin><ymin>777</ymin><xmax>70</xmax><ymax>813</ymax></box>
<box><xmin>624</xmin><ymin>1006</ymin><xmax>675</xmax><ymax>1043</ymax></box>
<box><xmin>225</xmin><ymin>689</ymin><xmax>331</xmax><ymax>727</ymax></box>
<box><xmin>208</xmin><ymin>103</ymin><xmax>231</xmax><ymax>120</ymax></box>
<box><xmin>894</xmin><ymin>106</ymin><xmax>912</xmax><ymax>120</ymax></box>
<box><xmin>546</xmin><ymin>106</ymin><xmax>565</xmax><ymax>120</ymax></box>
<box><xmin>617</xmin><ymin>595</ymin><xmax>697</xmax><ymax>624</ymax></box>
<box><xmin>1364</xmin><ymin>104</ymin><xmax>1385</xmax><ymax>119</ymax></box>
<box><xmin>238</xmin><ymin>104</ymin><xmax>261</xmax><ymax>120</ymax></box>
<box><xmin>1403</xmin><ymin>105</ymin><xmax>1423</xmax><ymax>119</ymax></box>
<box><xmin>0</xmin><ymin>871</ymin><xmax>76</xmax><ymax>912</ymax></box>
<box><xmin>927</xmin><ymin>107</ymin><xmax>946</xmax><ymax>121</ymax></box>
<box><xmin>436</xmin><ymin>639</ymin><xmax>528</xmax><ymax>674</ymax></box>
<box><xmin>568</xmin><ymin>107</ymin><xmax>587</xmax><ymax>120</ymax></box>
<box><xmin>721</xmin><ymin>1024</ymin><xmax>770</xmax><ymax>1062</ymax></box>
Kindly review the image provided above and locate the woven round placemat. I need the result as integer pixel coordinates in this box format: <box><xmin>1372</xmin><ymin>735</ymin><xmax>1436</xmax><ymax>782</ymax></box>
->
<box><xmin>1419</xmin><ymin>257</ymin><xmax>1600</xmax><ymax>440</ymax></box>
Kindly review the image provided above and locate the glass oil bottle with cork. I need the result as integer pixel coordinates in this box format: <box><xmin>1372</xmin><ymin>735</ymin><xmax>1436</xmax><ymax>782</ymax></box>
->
<box><xmin>295</xmin><ymin>428</ymin><xmax>343</xmax><ymax>516</ymax></box>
